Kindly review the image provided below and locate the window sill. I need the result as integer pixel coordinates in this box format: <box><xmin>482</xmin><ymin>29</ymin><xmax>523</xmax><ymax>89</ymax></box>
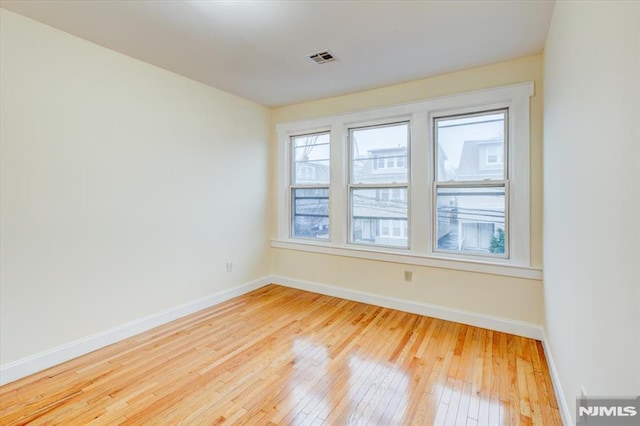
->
<box><xmin>270</xmin><ymin>240</ymin><xmax>542</xmax><ymax>280</ymax></box>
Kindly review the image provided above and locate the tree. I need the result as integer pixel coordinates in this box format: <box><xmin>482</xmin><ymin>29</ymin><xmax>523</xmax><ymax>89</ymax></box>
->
<box><xmin>489</xmin><ymin>228</ymin><xmax>505</xmax><ymax>254</ymax></box>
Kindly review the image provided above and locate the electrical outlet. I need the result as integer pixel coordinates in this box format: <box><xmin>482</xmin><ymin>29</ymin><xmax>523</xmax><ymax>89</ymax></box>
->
<box><xmin>226</xmin><ymin>262</ymin><xmax>233</xmax><ymax>273</ymax></box>
<box><xmin>404</xmin><ymin>270</ymin><xmax>412</xmax><ymax>282</ymax></box>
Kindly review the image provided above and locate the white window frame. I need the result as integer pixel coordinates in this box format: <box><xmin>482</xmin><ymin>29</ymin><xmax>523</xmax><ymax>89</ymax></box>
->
<box><xmin>432</xmin><ymin>108</ymin><xmax>509</xmax><ymax>260</ymax></box>
<box><xmin>274</xmin><ymin>82</ymin><xmax>534</xmax><ymax>279</ymax></box>
<box><xmin>347</xmin><ymin>120</ymin><xmax>411</xmax><ymax>249</ymax></box>
<box><xmin>288</xmin><ymin>130</ymin><xmax>332</xmax><ymax>241</ymax></box>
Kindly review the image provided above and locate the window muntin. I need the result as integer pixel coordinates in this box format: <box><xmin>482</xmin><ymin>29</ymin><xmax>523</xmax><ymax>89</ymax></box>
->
<box><xmin>434</xmin><ymin>110</ymin><xmax>508</xmax><ymax>258</ymax></box>
<box><xmin>349</xmin><ymin>122</ymin><xmax>410</xmax><ymax>248</ymax></box>
<box><xmin>290</xmin><ymin>132</ymin><xmax>330</xmax><ymax>240</ymax></box>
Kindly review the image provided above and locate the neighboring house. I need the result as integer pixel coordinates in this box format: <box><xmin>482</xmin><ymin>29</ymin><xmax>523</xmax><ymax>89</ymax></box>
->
<box><xmin>298</xmin><ymin>140</ymin><xmax>505</xmax><ymax>252</ymax></box>
<box><xmin>295</xmin><ymin>159</ymin><xmax>330</xmax><ymax>184</ymax></box>
<box><xmin>362</xmin><ymin>146</ymin><xmax>408</xmax><ymax>184</ymax></box>
<box><xmin>456</xmin><ymin>138</ymin><xmax>504</xmax><ymax>181</ymax></box>
<box><xmin>352</xmin><ymin>187</ymin><xmax>408</xmax><ymax>246</ymax></box>
<box><xmin>437</xmin><ymin>139</ymin><xmax>505</xmax><ymax>254</ymax></box>
<box><xmin>352</xmin><ymin>146</ymin><xmax>408</xmax><ymax>246</ymax></box>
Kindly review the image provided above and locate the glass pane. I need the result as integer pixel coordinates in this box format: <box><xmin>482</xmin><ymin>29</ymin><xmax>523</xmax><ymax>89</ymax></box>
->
<box><xmin>292</xmin><ymin>188</ymin><xmax>329</xmax><ymax>239</ymax></box>
<box><xmin>351</xmin><ymin>122</ymin><xmax>408</xmax><ymax>184</ymax></box>
<box><xmin>351</xmin><ymin>187</ymin><xmax>408</xmax><ymax>248</ymax></box>
<box><xmin>436</xmin><ymin>186</ymin><xmax>506</xmax><ymax>255</ymax></box>
<box><xmin>292</xmin><ymin>133</ymin><xmax>330</xmax><ymax>184</ymax></box>
<box><xmin>435</xmin><ymin>111</ymin><xmax>506</xmax><ymax>181</ymax></box>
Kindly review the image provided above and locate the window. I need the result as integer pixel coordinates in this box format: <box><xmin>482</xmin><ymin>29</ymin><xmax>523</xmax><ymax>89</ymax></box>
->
<box><xmin>290</xmin><ymin>132</ymin><xmax>330</xmax><ymax>239</ymax></box>
<box><xmin>485</xmin><ymin>147</ymin><xmax>500</xmax><ymax>165</ymax></box>
<box><xmin>434</xmin><ymin>110</ymin><xmax>507</xmax><ymax>257</ymax></box>
<box><xmin>380</xmin><ymin>220</ymin><xmax>390</xmax><ymax>236</ymax></box>
<box><xmin>276</xmin><ymin>82</ymin><xmax>533</xmax><ymax>275</ymax></box>
<box><xmin>349</xmin><ymin>122</ymin><xmax>409</xmax><ymax>248</ymax></box>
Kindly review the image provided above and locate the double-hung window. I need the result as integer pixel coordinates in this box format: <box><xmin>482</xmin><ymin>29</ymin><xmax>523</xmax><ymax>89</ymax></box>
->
<box><xmin>349</xmin><ymin>122</ymin><xmax>409</xmax><ymax>248</ymax></box>
<box><xmin>433</xmin><ymin>110</ymin><xmax>508</xmax><ymax>257</ymax></box>
<box><xmin>290</xmin><ymin>132</ymin><xmax>330</xmax><ymax>240</ymax></box>
<box><xmin>276</xmin><ymin>82</ymin><xmax>533</xmax><ymax>276</ymax></box>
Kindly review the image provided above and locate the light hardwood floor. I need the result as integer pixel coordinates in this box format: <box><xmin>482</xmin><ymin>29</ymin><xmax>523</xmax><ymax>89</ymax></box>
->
<box><xmin>0</xmin><ymin>285</ymin><xmax>562</xmax><ymax>425</ymax></box>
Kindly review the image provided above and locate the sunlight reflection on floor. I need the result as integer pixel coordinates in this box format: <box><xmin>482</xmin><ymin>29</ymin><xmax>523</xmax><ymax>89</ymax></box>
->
<box><xmin>287</xmin><ymin>338</ymin><xmax>410</xmax><ymax>425</ymax></box>
<box><xmin>289</xmin><ymin>338</ymin><xmax>330</xmax><ymax>423</ymax></box>
<box><xmin>432</xmin><ymin>382</ymin><xmax>505</xmax><ymax>426</ymax></box>
<box><xmin>346</xmin><ymin>354</ymin><xmax>408</xmax><ymax>424</ymax></box>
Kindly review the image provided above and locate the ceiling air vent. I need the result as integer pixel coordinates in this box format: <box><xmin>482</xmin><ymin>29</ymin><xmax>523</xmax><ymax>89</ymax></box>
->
<box><xmin>308</xmin><ymin>50</ymin><xmax>336</xmax><ymax>65</ymax></box>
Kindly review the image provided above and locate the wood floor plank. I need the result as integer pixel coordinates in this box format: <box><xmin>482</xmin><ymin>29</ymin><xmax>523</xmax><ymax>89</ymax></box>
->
<box><xmin>0</xmin><ymin>285</ymin><xmax>562</xmax><ymax>425</ymax></box>
<box><xmin>410</xmin><ymin>321</ymin><xmax>459</xmax><ymax>424</ymax></box>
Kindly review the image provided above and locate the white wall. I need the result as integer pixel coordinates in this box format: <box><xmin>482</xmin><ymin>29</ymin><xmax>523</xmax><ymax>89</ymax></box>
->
<box><xmin>543</xmin><ymin>1</ymin><xmax>640</xmax><ymax>422</ymax></box>
<box><xmin>0</xmin><ymin>9</ymin><xmax>271</xmax><ymax>365</ymax></box>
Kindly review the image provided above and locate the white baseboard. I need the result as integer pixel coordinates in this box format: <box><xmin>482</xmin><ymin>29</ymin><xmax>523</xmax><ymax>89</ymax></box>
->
<box><xmin>0</xmin><ymin>277</ymin><xmax>271</xmax><ymax>386</ymax></box>
<box><xmin>268</xmin><ymin>274</ymin><xmax>544</xmax><ymax>340</ymax></box>
<box><xmin>2</xmin><ymin>273</ymin><xmax>568</xmax><ymax>426</ymax></box>
<box><xmin>540</xmin><ymin>331</ymin><xmax>572</xmax><ymax>426</ymax></box>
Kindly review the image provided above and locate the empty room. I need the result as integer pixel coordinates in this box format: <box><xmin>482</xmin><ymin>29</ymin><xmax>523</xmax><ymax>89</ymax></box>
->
<box><xmin>0</xmin><ymin>1</ymin><xmax>638</xmax><ymax>425</ymax></box>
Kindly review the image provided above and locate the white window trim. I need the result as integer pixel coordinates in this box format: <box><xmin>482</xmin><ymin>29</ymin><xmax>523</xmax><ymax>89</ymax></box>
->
<box><xmin>275</xmin><ymin>82</ymin><xmax>534</xmax><ymax>278</ymax></box>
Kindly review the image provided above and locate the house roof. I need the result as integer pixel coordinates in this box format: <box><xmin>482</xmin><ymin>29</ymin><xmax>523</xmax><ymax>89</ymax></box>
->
<box><xmin>367</xmin><ymin>146</ymin><xmax>408</xmax><ymax>154</ymax></box>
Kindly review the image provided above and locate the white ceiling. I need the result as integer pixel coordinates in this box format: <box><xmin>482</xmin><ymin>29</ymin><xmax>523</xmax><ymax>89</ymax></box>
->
<box><xmin>0</xmin><ymin>0</ymin><xmax>555</xmax><ymax>107</ymax></box>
